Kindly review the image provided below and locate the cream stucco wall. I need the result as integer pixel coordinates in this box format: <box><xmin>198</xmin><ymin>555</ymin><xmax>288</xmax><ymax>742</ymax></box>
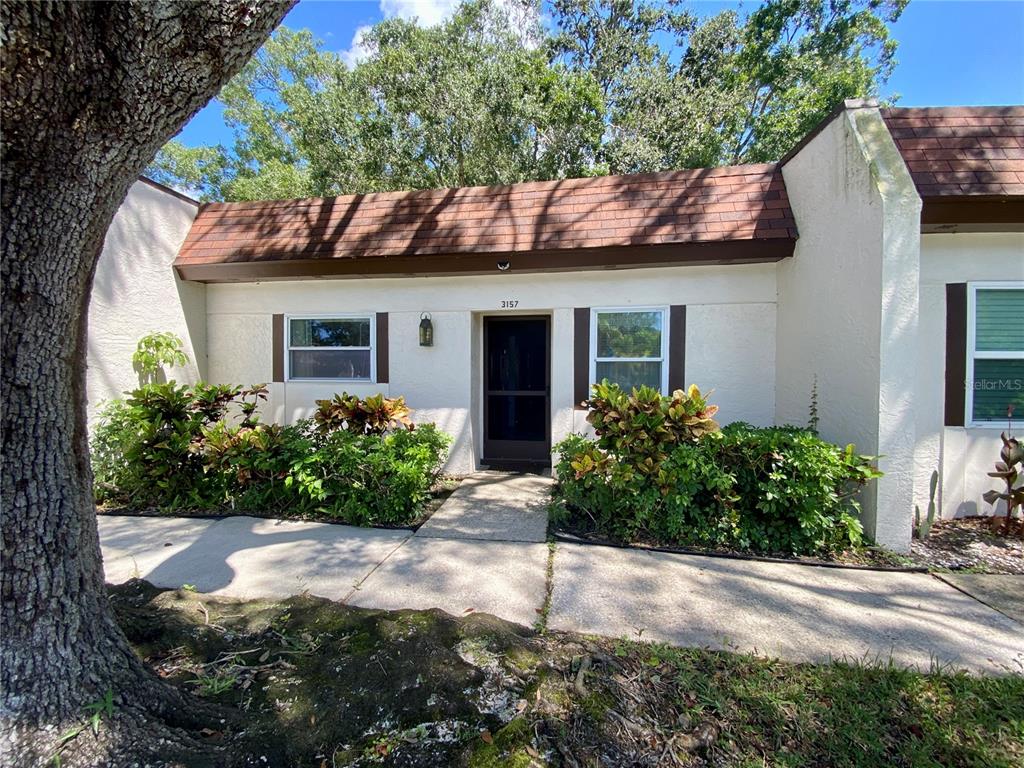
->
<box><xmin>90</xmin><ymin>110</ymin><xmax>1019</xmax><ymax>554</ymax></box>
<box><xmin>206</xmin><ymin>262</ymin><xmax>779</xmax><ymax>473</ymax></box>
<box><xmin>915</xmin><ymin>233</ymin><xmax>1024</xmax><ymax>519</ymax></box>
<box><xmin>778</xmin><ymin>105</ymin><xmax>922</xmax><ymax>551</ymax></box>
<box><xmin>686</xmin><ymin>303</ymin><xmax>776</xmax><ymax>427</ymax></box>
<box><xmin>87</xmin><ymin>180</ymin><xmax>202</xmax><ymax>422</ymax></box>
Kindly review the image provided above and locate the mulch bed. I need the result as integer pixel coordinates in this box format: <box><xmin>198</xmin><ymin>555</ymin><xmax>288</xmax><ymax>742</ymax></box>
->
<box><xmin>95</xmin><ymin>476</ymin><xmax>463</xmax><ymax>531</ymax></box>
<box><xmin>910</xmin><ymin>516</ymin><xmax>1024</xmax><ymax>575</ymax></box>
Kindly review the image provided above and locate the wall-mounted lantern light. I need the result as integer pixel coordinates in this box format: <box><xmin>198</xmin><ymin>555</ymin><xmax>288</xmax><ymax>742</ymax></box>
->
<box><xmin>419</xmin><ymin>312</ymin><xmax>433</xmax><ymax>347</ymax></box>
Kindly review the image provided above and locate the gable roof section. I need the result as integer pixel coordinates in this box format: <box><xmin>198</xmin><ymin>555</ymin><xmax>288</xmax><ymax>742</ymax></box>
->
<box><xmin>174</xmin><ymin>164</ymin><xmax>797</xmax><ymax>282</ymax></box>
<box><xmin>137</xmin><ymin>175</ymin><xmax>200</xmax><ymax>206</ymax></box>
<box><xmin>881</xmin><ymin>106</ymin><xmax>1024</xmax><ymax>230</ymax></box>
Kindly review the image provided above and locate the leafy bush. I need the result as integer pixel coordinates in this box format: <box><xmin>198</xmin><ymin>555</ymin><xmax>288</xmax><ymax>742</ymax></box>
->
<box><xmin>297</xmin><ymin>424</ymin><xmax>451</xmax><ymax>525</ymax></box>
<box><xmin>716</xmin><ymin>423</ymin><xmax>878</xmax><ymax>552</ymax></box>
<box><xmin>585</xmin><ymin>382</ymin><xmax>719</xmax><ymax>490</ymax></box>
<box><xmin>93</xmin><ymin>382</ymin><xmax>256</xmax><ymax>508</ymax></box>
<box><xmin>201</xmin><ymin>420</ymin><xmax>313</xmax><ymax>510</ymax></box>
<box><xmin>314</xmin><ymin>392</ymin><xmax>413</xmax><ymax>435</ymax></box>
<box><xmin>92</xmin><ymin>385</ymin><xmax>450</xmax><ymax>525</ymax></box>
<box><xmin>553</xmin><ymin>386</ymin><xmax>881</xmax><ymax>555</ymax></box>
<box><xmin>132</xmin><ymin>331</ymin><xmax>189</xmax><ymax>383</ymax></box>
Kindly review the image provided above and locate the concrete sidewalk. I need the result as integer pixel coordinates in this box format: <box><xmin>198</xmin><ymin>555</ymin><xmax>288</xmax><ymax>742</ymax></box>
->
<box><xmin>549</xmin><ymin>543</ymin><xmax>1024</xmax><ymax>674</ymax></box>
<box><xmin>100</xmin><ymin>513</ymin><xmax>1023</xmax><ymax>674</ymax></box>
<box><xmin>99</xmin><ymin>514</ymin><xmax>548</xmax><ymax>626</ymax></box>
<box><xmin>416</xmin><ymin>471</ymin><xmax>551</xmax><ymax>542</ymax></box>
<box><xmin>100</xmin><ymin>514</ymin><xmax>411</xmax><ymax>602</ymax></box>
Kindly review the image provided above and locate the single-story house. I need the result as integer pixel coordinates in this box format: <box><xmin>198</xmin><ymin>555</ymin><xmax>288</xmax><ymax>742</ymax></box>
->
<box><xmin>87</xmin><ymin>100</ymin><xmax>1023</xmax><ymax>552</ymax></box>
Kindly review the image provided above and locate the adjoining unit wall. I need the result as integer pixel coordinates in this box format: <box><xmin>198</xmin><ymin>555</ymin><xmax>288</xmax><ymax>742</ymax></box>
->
<box><xmin>915</xmin><ymin>232</ymin><xmax>1024</xmax><ymax>519</ymax></box>
<box><xmin>778</xmin><ymin>106</ymin><xmax>922</xmax><ymax>551</ymax></box>
<box><xmin>206</xmin><ymin>262</ymin><xmax>779</xmax><ymax>473</ymax></box>
<box><xmin>87</xmin><ymin>180</ymin><xmax>202</xmax><ymax>422</ymax></box>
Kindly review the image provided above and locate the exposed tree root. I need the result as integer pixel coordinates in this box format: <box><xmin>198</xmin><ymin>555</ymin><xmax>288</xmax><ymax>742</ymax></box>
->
<box><xmin>7</xmin><ymin>670</ymin><xmax>234</xmax><ymax>768</ymax></box>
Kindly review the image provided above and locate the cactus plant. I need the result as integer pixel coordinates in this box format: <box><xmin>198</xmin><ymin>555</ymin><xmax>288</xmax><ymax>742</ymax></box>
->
<box><xmin>913</xmin><ymin>470</ymin><xmax>939</xmax><ymax>539</ymax></box>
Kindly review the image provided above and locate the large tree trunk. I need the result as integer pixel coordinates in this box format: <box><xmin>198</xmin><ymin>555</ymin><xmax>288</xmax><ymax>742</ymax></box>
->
<box><xmin>1</xmin><ymin>3</ymin><xmax>293</xmax><ymax>765</ymax></box>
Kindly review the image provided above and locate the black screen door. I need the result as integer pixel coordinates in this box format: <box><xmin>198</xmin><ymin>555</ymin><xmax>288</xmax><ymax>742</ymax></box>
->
<box><xmin>483</xmin><ymin>316</ymin><xmax>550</xmax><ymax>468</ymax></box>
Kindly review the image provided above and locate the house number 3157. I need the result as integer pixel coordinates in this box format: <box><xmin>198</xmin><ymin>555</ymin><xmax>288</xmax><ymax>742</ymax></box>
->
<box><xmin>501</xmin><ymin>299</ymin><xmax>519</xmax><ymax>308</ymax></box>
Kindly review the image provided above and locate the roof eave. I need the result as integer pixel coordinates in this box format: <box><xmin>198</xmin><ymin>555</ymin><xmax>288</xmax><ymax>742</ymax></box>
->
<box><xmin>921</xmin><ymin>195</ymin><xmax>1024</xmax><ymax>233</ymax></box>
<box><xmin>174</xmin><ymin>238</ymin><xmax>796</xmax><ymax>283</ymax></box>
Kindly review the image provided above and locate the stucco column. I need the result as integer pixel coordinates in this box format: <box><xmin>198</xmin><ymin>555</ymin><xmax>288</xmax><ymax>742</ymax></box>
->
<box><xmin>779</xmin><ymin>102</ymin><xmax>921</xmax><ymax>551</ymax></box>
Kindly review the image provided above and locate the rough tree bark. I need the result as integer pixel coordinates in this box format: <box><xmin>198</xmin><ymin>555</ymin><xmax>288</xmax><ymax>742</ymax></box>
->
<box><xmin>1</xmin><ymin>2</ymin><xmax>294</xmax><ymax>765</ymax></box>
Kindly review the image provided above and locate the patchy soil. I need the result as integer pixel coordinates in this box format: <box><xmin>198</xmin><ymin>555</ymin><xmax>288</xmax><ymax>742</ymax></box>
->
<box><xmin>96</xmin><ymin>476</ymin><xmax>463</xmax><ymax>530</ymax></box>
<box><xmin>910</xmin><ymin>516</ymin><xmax>1024</xmax><ymax>575</ymax></box>
<box><xmin>55</xmin><ymin>581</ymin><xmax>1024</xmax><ymax>767</ymax></box>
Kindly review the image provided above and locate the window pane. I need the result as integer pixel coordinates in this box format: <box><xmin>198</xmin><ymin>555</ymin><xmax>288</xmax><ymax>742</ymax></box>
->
<box><xmin>596</xmin><ymin>361</ymin><xmax>662</xmax><ymax>392</ymax></box>
<box><xmin>972</xmin><ymin>358</ymin><xmax>1024</xmax><ymax>421</ymax></box>
<box><xmin>290</xmin><ymin>349</ymin><xmax>371</xmax><ymax>380</ymax></box>
<box><xmin>596</xmin><ymin>311</ymin><xmax>662</xmax><ymax>358</ymax></box>
<box><xmin>976</xmin><ymin>289</ymin><xmax>1024</xmax><ymax>352</ymax></box>
<box><xmin>290</xmin><ymin>318</ymin><xmax>370</xmax><ymax>348</ymax></box>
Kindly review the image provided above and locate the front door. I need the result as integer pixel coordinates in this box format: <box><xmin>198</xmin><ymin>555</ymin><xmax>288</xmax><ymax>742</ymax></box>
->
<box><xmin>483</xmin><ymin>316</ymin><xmax>550</xmax><ymax>469</ymax></box>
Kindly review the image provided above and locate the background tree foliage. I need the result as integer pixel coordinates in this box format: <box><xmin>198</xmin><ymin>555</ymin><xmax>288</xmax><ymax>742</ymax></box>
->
<box><xmin>150</xmin><ymin>0</ymin><xmax>906</xmax><ymax>201</ymax></box>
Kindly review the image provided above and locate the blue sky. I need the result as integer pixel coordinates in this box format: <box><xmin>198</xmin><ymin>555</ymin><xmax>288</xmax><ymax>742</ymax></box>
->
<box><xmin>177</xmin><ymin>0</ymin><xmax>1024</xmax><ymax>148</ymax></box>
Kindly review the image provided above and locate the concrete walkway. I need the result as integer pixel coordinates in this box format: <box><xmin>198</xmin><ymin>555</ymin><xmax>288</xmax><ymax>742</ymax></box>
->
<box><xmin>416</xmin><ymin>471</ymin><xmax>551</xmax><ymax>542</ymax></box>
<box><xmin>98</xmin><ymin>475</ymin><xmax>1024</xmax><ymax>674</ymax></box>
<box><xmin>549</xmin><ymin>543</ymin><xmax>1023</xmax><ymax>673</ymax></box>
<box><xmin>938</xmin><ymin>573</ymin><xmax>1024</xmax><ymax>624</ymax></box>
<box><xmin>100</xmin><ymin>514</ymin><xmax>548</xmax><ymax>626</ymax></box>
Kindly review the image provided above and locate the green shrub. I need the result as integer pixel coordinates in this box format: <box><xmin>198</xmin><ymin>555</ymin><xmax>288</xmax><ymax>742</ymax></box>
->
<box><xmin>132</xmin><ymin>331</ymin><xmax>189</xmax><ymax>384</ymax></box>
<box><xmin>91</xmin><ymin>386</ymin><xmax>451</xmax><ymax>525</ymax></box>
<box><xmin>92</xmin><ymin>397</ymin><xmax>147</xmax><ymax>504</ymax></box>
<box><xmin>93</xmin><ymin>382</ymin><xmax>249</xmax><ymax>508</ymax></box>
<box><xmin>554</xmin><ymin>410</ymin><xmax>881</xmax><ymax>555</ymax></box>
<box><xmin>716</xmin><ymin>423</ymin><xmax>878</xmax><ymax>552</ymax></box>
<box><xmin>201</xmin><ymin>420</ymin><xmax>313</xmax><ymax>510</ymax></box>
<box><xmin>585</xmin><ymin>381</ymin><xmax>719</xmax><ymax>491</ymax></box>
<box><xmin>313</xmin><ymin>392</ymin><xmax>414</xmax><ymax>435</ymax></box>
<box><xmin>294</xmin><ymin>423</ymin><xmax>451</xmax><ymax>525</ymax></box>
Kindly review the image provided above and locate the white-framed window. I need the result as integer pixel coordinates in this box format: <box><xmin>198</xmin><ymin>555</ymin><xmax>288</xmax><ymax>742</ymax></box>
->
<box><xmin>590</xmin><ymin>306</ymin><xmax>669</xmax><ymax>393</ymax></box>
<box><xmin>966</xmin><ymin>282</ymin><xmax>1024</xmax><ymax>426</ymax></box>
<box><xmin>287</xmin><ymin>315</ymin><xmax>375</xmax><ymax>382</ymax></box>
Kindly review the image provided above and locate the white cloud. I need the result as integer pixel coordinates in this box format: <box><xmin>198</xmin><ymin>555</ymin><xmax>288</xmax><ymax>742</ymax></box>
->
<box><xmin>380</xmin><ymin>0</ymin><xmax>462</xmax><ymax>27</ymax></box>
<box><xmin>341</xmin><ymin>24</ymin><xmax>374</xmax><ymax>67</ymax></box>
<box><xmin>341</xmin><ymin>0</ymin><xmax>542</xmax><ymax>65</ymax></box>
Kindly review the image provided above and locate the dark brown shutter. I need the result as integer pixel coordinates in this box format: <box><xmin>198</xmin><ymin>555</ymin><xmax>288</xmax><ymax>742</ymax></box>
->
<box><xmin>574</xmin><ymin>307</ymin><xmax>590</xmax><ymax>409</ymax></box>
<box><xmin>668</xmin><ymin>305</ymin><xmax>686</xmax><ymax>393</ymax></box>
<box><xmin>376</xmin><ymin>312</ymin><xmax>389</xmax><ymax>384</ymax></box>
<box><xmin>272</xmin><ymin>314</ymin><xmax>284</xmax><ymax>383</ymax></box>
<box><xmin>945</xmin><ymin>283</ymin><xmax>967</xmax><ymax>427</ymax></box>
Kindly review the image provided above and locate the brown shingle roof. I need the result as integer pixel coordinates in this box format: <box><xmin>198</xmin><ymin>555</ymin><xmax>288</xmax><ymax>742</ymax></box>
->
<box><xmin>881</xmin><ymin>106</ymin><xmax>1024</xmax><ymax>197</ymax></box>
<box><xmin>174</xmin><ymin>164</ymin><xmax>796</xmax><ymax>278</ymax></box>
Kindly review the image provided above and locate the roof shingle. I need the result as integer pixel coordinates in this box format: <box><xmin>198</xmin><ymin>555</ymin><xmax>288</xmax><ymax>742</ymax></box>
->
<box><xmin>175</xmin><ymin>164</ymin><xmax>797</xmax><ymax>273</ymax></box>
<box><xmin>882</xmin><ymin>106</ymin><xmax>1024</xmax><ymax>197</ymax></box>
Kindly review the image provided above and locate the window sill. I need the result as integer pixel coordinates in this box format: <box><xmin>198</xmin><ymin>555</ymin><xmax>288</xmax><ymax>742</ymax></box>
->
<box><xmin>286</xmin><ymin>379</ymin><xmax>376</xmax><ymax>385</ymax></box>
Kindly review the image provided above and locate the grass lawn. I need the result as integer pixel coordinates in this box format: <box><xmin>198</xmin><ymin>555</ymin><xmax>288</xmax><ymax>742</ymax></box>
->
<box><xmin>79</xmin><ymin>581</ymin><xmax>1024</xmax><ymax>767</ymax></box>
